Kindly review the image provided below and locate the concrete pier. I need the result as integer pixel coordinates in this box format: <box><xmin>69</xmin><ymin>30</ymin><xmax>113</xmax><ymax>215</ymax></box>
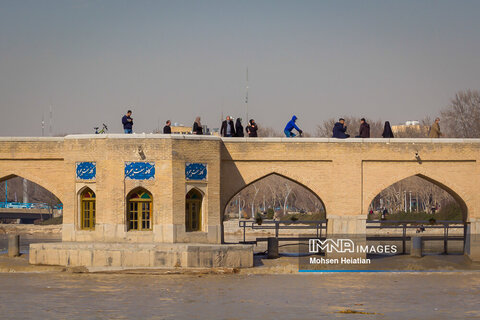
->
<box><xmin>7</xmin><ymin>234</ymin><xmax>20</xmax><ymax>257</ymax></box>
<box><xmin>411</xmin><ymin>236</ymin><xmax>423</xmax><ymax>257</ymax></box>
<box><xmin>267</xmin><ymin>237</ymin><xmax>279</xmax><ymax>259</ymax></box>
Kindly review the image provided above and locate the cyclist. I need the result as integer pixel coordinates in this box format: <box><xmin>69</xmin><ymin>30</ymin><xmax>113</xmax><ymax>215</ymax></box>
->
<box><xmin>284</xmin><ymin>115</ymin><xmax>303</xmax><ymax>137</ymax></box>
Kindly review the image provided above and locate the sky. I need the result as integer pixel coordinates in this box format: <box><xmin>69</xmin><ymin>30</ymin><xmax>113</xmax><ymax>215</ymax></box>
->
<box><xmin>1</xmin><ymin>0</ymin><xmax>480</xmax><ymax>136</ymax></box>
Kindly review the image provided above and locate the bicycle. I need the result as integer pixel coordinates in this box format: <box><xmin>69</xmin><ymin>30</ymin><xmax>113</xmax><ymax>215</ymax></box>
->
<box><xmin>94</xmin><ymin>123</ymin><xmax>109</xmax><ymax>134</ymax></box>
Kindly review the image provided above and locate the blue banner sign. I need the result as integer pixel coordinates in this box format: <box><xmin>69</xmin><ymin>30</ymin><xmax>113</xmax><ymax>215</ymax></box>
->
<box><xmin>76</xmin><ymin>162</ymin><xmax>96</xmax><ymax>180</ymax></box>
<box><xmin>185</xmin><ymin>163</ymin><xmax>207</xmax><ymax>180</ymax></box>
<box><xmin>125</xmin><ymin>162</ymin><xmax>155</xmax><ymax>180</ymax></box>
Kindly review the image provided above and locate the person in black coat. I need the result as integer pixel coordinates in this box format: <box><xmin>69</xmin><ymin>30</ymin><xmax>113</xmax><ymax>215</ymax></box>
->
<box><xmin>356</xmin><ymin>118</ymin><xmax>370</xmax><ymax>138</ymax></box>
<box><xmin>382</xmin><ymin>121</ymin><xmax>394</xmax><ymax>138</ymax></box>
<box><xmin>235</xmin><ymin>118</ymin><xmax>244</xmax><ymax>137</ymax></box>
<box><xmin>246</xmin><ymin>119</ymin><xmax>258</xmax><ymax>137</ymax></box>
<box><xmin>163</xmin><ymin>120</ymin><xmax>172</xmax><ymax>134</ymax></box>
<box><xmin>193</xmin><ymin>117</ymin><xmax>203</xmax><ymax>135</ymax></box>
<box><xmin>220</xmin><ymin>116</ymin><xmax>236</xmax><ymax>137</ymax></box>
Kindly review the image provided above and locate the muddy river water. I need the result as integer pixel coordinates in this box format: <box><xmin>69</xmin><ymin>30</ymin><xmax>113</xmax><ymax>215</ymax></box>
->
<box><xmin>0</xmin><ymin>272</ymin><xmax>479</xmax><ymax>319</ymax></box>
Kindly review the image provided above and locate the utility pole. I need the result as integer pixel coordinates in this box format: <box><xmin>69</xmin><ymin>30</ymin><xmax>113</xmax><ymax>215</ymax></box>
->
<box><xmin>49</xmin><ymin>105</ymin><xmax>53</xmax><ymax>136</ymax></box>
<box><xmin>41</xmin><ymin>113</ymin><xmax>45</xmax><ymax>137</ymax></box>
<box><xmin>245</xmin><ymin>67</ymin><xmax>249</xmax><ymax>123</ymax></box>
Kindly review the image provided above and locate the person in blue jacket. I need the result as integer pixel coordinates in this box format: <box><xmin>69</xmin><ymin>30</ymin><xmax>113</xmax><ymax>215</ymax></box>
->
<box><xmin>332</xmin><ymin>118</ymin><xmax>350</xmax><ymax>138</ymax></box>
<box><xmin>284</xmin><ymin>115</ymin><xmax>303</xmax><ymax>137</ymax></box>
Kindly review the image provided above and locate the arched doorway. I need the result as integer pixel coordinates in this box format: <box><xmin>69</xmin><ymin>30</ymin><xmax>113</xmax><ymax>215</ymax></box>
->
<box><xmin>126</xmin><ymin>188</ymin><xmax>153</xmax><ymax>231</ymax></box>
<box><xmin>186</xmin><ymin>189</ymin><xmax>202</xmax><ymax>232</ymax></box>
<box><xmin>368</xmin><ymin>175</ymin><xmax>467</xmax><ymax>221</ymax></box>
<box><xmin>223</xmin><ymin>173</ymin><xmax>325</xmax><ymax>244</ymax></box>
<box><xmin>80</xmin><ymin>188</ymin><xmax>95</xmax><ymax>230</ymax></box>
<box><xmin>224</xmin><ymin>173</ymin><xmax>325</xmax><ymax>221</ymax></box>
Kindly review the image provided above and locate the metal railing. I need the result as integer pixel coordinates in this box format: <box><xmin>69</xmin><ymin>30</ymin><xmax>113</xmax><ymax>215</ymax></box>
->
<box><xmin>238</xmin><ymin>220</ymin><xmax>327</xmax><ymax>243</ymax></box>
<box><xmin>238</xmin><ymin>219</ymin><xmax>468</xmax><ymax>255</ymax></box>
<box><xmin>0</xmin><ymin>202</ymin><xmax>62</xmax><ymax>210</ymax></box>
<box><xmin>366</xmin><ymin>220</ymin><xmax>468</xmax><ymax>254</ymax></box>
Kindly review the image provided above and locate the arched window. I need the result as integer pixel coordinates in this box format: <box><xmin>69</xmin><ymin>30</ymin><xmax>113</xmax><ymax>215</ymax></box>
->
<box><xmin>186</xmin><ymin>189</ymin><xmax>202</xmax><ymax>232</ymax></box>
<box><xmin>127</xmin><ymin>189</ymin><xmax>152</xmax><ymax>231</ymax></box>
<box><xmin>80</xmin><ymin>188</ymin><xmax>96</xmax><ymax>230</ymax></box>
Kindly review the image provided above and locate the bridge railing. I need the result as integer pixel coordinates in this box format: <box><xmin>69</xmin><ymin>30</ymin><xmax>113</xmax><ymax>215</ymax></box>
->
<box><xmin>238</xmin><ymin>219</ymin><xmax>468</xmax><ymax>255</ymax></box>
<box><xmin>366</xmin><ymin>220</ymin><xmax>468</xmax><ymax>254</ymax></box>
<box><xmin>0</xmin><ymin>202</ymin><xmax>62</xmax><ymax>210</ymax></box>
<box><xmin>238</xmin><ymin>220</ymin><xmax>327</xmax><ymax>243</ymax></box>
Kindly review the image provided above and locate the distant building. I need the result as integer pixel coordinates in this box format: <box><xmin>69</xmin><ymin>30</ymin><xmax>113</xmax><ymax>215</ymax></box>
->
<box><xmin>169</xmin><ymin>124</ymin><xmax>214</xmax><ymax>135</ymax></box>
<box><xmin>392</xmin><ymin>121</ymin><xmax>429</xmax><ymax>136</ymax></box>
<box><xmin>171</xmin><ymin>125</ymin><xmax>192</xmax><ymax>134</ymax></box>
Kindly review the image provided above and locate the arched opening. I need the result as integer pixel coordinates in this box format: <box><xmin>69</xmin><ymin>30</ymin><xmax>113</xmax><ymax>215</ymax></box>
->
<box><xmin>186</xmin><ymin>188</ymin><xmax>203</xmax><ymax>232</ymax></box>
<box><xmin>79</xmin><ymin>188</ymin><xmax>95</xmax><ymax>230</ymax></box>
<box><xmin>126</xmin><ymin>188</ymin><xmax>152</xmax><ymax>231</ymax></box>
<box><xmin>368</xmin><ymin>175</ymin><xmax>467</xmax><ymax>222</ymax></box>
<box><xmin>0</xmin><ymin>175</ymin><xmax>62</xmax><ymax>224</ymax></box>
<box><xmin>224</xmin><ymin>173</ymin><xmax>325</xmax><ymax>221</ymax></box>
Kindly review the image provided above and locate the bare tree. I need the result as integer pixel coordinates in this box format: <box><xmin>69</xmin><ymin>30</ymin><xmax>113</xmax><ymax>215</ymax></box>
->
<box><xmin>258</xmin><ymin>126</ymin><xmax>282</xmax><ymax>137</ymax></box>
<box><xmin>281</xmin><ymin>183</ymin><xmax>293</xmax><ymax>216</ymax></box>
<box><xmin>371</xmin><ymin>176</ymin><xmax>456</xmax><ymax>214</ymax></box>
<box><xmin>251</xmin><ymin>184</ymin><xmax>260</xmax><ymax>217</ymax></box>
<box><xmin>441</xmin><ymin>89</ymin><xmax>480</xmax><ymax>138</ymax></box>
<box><xmin>225</xmin><ymin>174</ymin><xmax>326</xmax><ymax>219</ymax></box>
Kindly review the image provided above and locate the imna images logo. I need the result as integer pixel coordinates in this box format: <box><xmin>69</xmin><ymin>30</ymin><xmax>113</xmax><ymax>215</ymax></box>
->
<box><xmin>308</xmin><ymin>239</ymin><xmax>397</xmax><ymax>254</ymax></box>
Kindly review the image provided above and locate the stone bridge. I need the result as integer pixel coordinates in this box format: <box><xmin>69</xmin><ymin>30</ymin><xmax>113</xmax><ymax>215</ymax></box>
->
<box><xmin>0</xmin><ymin>135</ymin><xmax>479</xmax><ymax>268</ymax></box>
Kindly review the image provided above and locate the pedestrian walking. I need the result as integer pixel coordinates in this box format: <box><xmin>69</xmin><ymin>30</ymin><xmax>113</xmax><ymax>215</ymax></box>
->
<box><xmin>356</xmin><ymin>118</ymin><xmax>370</xmax><ymax>138</ymax></box>
<box><xmin>381</xmin><ymin>208</ymin><xmax>388</xmax><ymax>220</ymax></box>
<box><xmin>284</xmin><ymin>115</ymin><xmax>303</xmax><ymax>137</ymax></box>
<box><xmin>428</xmin><ymin>117</ymin><xmax>442</xmax><ymax>138</ymax></box>
<box><xmin>122</xmin><ymin>110</ymin><xmax>133</xmax><ymax>134</ymax></box>
<box><xmin>332</xmin><ymin>118</ymin><xmax>350</xmax><ymax>138</ymax></box>
<box><xmin>193</xmin><ymin>117</ymin><xmax>203</xmax><ymax>135</ymax></box>
<box><xmin>163</xmin><ymin>120</ymin><xmax>172</xmax><ymax>134</ymax></box>
<box><xmin>220</xmin><ymin>116</ymin><xmax>236</xmax><ymax>137</ymax></box>
<box><xmin>246</xmin><ymin>119</ymin><xmax>258</xmax><ymax>137</ymax></box>
<box><xmin>382</xmin><ymin>121</ymin><xmax>394</xmax><ymax>138</ymax></box>
<box><xmin>235</xmin><ymin>118</ymin><xmax>244</xmax><ymax>137</ymax></box>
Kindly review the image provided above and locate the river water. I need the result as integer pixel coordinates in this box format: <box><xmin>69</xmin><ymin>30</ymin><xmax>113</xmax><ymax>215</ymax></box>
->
<box><xmin>0</xmin><ymin>272</ymin><xmax>479</xmax><ymax>319</ymax></box>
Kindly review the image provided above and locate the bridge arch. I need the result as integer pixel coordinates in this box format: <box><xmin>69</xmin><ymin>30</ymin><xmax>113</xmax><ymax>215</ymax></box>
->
<box><xmin>0</xmin><ymin>173</ymin><xmax>63</xmax><ymax>205</ymax></box>
<box><xmin>364</xmin><ymin>173</ymin><xmax>469</xmax><ymax>221</ymax></box>
<box><xmin>222</xmin><ymin>171</ymin><xmax>327</xmax><ymax>219</ymax></box>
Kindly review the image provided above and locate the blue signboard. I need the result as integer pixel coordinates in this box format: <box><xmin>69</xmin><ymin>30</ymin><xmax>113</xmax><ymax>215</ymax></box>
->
<box><xmin>76</xmin><ymin>162</ymin><xmax>96</xmax><ymax>180</ymax></box>
<box><xmin>185</xmin><ymin>163</ymin><xmax>207</xmax><ymax>181</ymax></box>
<box><xmin>125</xmin><ymin>162</ymin><xmax>155</xmax><ymax>180</ymax></box>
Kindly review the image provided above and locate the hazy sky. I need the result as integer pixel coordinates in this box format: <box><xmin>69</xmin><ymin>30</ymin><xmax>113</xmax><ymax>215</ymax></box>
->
<box><xmin>1</xmin><ymin>0</ymin><xmax>480</xmax><ymax>136</ymax></box>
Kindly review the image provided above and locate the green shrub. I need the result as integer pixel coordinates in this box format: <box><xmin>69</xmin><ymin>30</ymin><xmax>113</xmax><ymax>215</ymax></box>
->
<box><xmin>255</xmin><ymin>213</ymin><xmax>263</xmax><ymax>225</ymax></box>
<box><xmin>266</xmin><ymin>208</ymin><xmax>275</xmax><ymax>219</ymax></box>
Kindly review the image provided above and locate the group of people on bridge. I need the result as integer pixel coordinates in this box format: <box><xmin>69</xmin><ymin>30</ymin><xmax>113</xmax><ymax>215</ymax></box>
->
<box><xmin>121</xmin><ymin>110</ymin><xmax>443</xmax><ymax>139</ymax></box>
